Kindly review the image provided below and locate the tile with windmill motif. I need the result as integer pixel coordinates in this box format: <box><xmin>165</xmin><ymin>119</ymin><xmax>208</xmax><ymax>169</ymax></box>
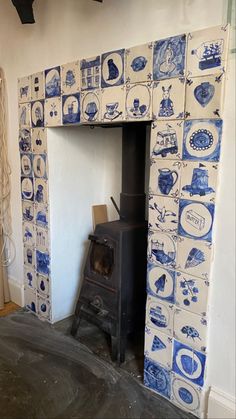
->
<box><xmin>180</xmin><ymin>161</ymin><xmax>218</xmax><ymax>203</ymax></box>
<box><xmin>101</xmin><ymin>86</ymin><xmax>125</xmax><ymax>122</ymax></box>
<box><xmin>146</xmin><ymin>295</ymin><xmax>174</xmax><ymax>337</ymax></box>
<box><xmin>153</xmin><ymin>34</ymin><xmax>186</xmax><ymax>80</ymax></box>
<box><xmin>145</xmin><ymin>326</ymin><xmax>173</xmax><ymax>368</ymax></box>
<box><xmin>174</xmin><ymin>308</ymin><xmax>207</xmax><ymax>352</ymax></box>
<box><xmin>19</xmin><ymin>103</ymin><xmax>31</xmax><ymax>128</ymax></box>
<box><xmin>61</xmin><ymin>61</ymin><xmax>80</xmax><ymax>95</ymax></box>
<box><xmin>31</xmin><ymin>71</ymin><xmax>45</xmax><ymax>101</ymax></box>
<box><xmin>148</xmin><ymin>231</ymin><xmax>177</xmax><ymax>270</ymax></box>
<box><xmin>152</xmin><ymin>77</ymin><xmax>185</xmax><ymax>120</ymax></box>
<box><xmin>125</xmin><ymin>42</ymin><xmax>153</xmax><ymax>83</ymax></box>
<box><xmin>148</xmin><ymin>195</ymin><xmax>179</xmax><ymax>234</ymax></box>
<box><xmin>147</xmin><ymin>262</ymin><xmax>176</xmax><ymax>304</ymax></box>
<box><xmin>175</xmin><ymin>272</ymin><xmax>209</xmax><ymax>316</ymax></box>
<box><xmin>149</xmin><ymin>159</ymin><xmax>181</xmax><ymax>198</ymax></box>
<box><xmin>125</xmin><ymin>82</ymin><xmax>152</xmax><ymax>120</ymax></box>
<box><xmin>150</xmin><ymin>120</ymin><xmax>183</xmax><ymax>160</ymax></box>
<box><xmin>32</xmin><ymin>128</ymin><xmax>47</xmax><ymax>154</ymax></box>
<box><xmin>171</xmin><ymin>373</ymin><xmax>204</xmax><ymax>417</ymax></box>
<box><xmin>18</xmin><ymin>76</ymin><xmax>31</xmax><ymax>103</ymax></box>
<box><xmin>44</xmin><ymin>97</ymin><xmax>62</xmax><ymax>127</ymax></box>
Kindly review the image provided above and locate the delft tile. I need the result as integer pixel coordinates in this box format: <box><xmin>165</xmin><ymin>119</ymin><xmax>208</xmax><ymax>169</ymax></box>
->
<box><xmin>153</xmin><ymin>34</ymin><xmax>186</xmax><ymax>80</ymax></box>
<box><xmin>146</xmin><ymin>295</ymin><xmax>174</xmax><ymax>337</ymax></box>
<box><xmin>149</xmin><ymin>159</ymin><xmax>181</xmax><ymax>198</ymax></box>
<box><xmin>33</xmin><ymin>154</ymin><xmax>48</xmax><ymax>179</ymax></box>
<box><xmin>37</xmin><ymin>274</ymin><xmax>50</xmax><ymax>298</ymax></box>
<box><xmin>44</xmin><ymin>97</ymin><xmax>62</xmax><ymax>127</ymax></box>
<box><xmin>125</xmin><ymin>42</ymin><xmax>153</xmax><ymax>83</ymax></box>
<box><xmin>176</xmin><ymin>236</ymin><xmax>212</xmax><ymax>281</ymax></box>
<box><xmin>45</xmin><ymin>66</ymin><xmax>61</xmax><ymax>98</ymax></box>
<box><xmin>144</xmin><ymin>357</ymin><xmax>171</xmax><ymax>399</ymax></box>
<box><xmin>22</xmin><ymin>200</ymin><xmax>34</xmax><ymax>223</ymax></box>
<box><xmin>19</xmin><ymin>128</ymin><xmax>32</xmax><ymax>153</ymax></box>
<box><xmin>152</xmin><ymin>77</ymin><xmax>185</xmax><ymax>120</ymax></box>
<box><xmin>21</xmin><ymin>176</ymin><xmax>34</xmax><ymax>201</ymax></box>
<box><xmin>178</xmin><ymin>199</ymin><xmax>215</xmax><ymax>243</ymax></box>
<box><xmin>185</xmin><ymin>74</ymin><xmax>224</xmax><ymax>120</ymax></box>
<box><xmin>34</xmin><ymin>203</ymin><xmax>49</xmax><ymax>229</ymax></box>
<box><xmin>101</xmin><ymin>86</ymin><xmax>125</xmax><ymax>123</ymax></box>
<box><xmin>148</xmin><ymin>230</ymin><xmax>177</xmax><ymax>270</ymax></box>
<box><xmin>171</xmin><ymin>373</ymin><xmax>203</xmax><ymax>417</ymax></box>
<box><xmin>174</xmin><ymin>308</ymin><xmax>207</xmax><ymax>352</ymax></box>
<box><xmin>24</xmin><ymin>287</ymin><xmax>37</xmax><ymax>314</ymax></box>
<box><xmin>80</xmin><ymin>56</ymin><xmax>100</xmax><ymax>90</ymax></box>
<box><xmin>125</xmin><ymin>82</ymin><xmax>152</xmax><ymax>121</ymax></box>
<box><xmin>31</xmin><ymin>100</ymin><xmax>45</xmax><ymax>127</ymax></box>
<box><xmin>80</xmin><ymin>90</ymin><xmax>101</xmax><ymax>123</ymax></box>
<box><xmin>32</xmin><ymin>128</ymin><xmax>47</xmax><ymax>154</ymax></box>
<box><xmin>175</xmin><ymin>272</ymin><xmax>209</xmax><ymax>316</ymax></box>
<box><xmin>35</xmin><ymin>226</ymin><xmax>50</xmax><ymax>252</ymax></box>
<box><xmin>62</xmin><ymin>93</ymin><xmax>80</xmax><ymax>125</ymax></box>
<box><xmin>20</xmin><ymin>153</ymin><xmax>33</xmax><ymax>177</ymax></box>
<box><xmin>24</xmin><ymin>245</ymin><xmax>35</xmax><ymax>269</ymax></box>
<box><xmin>145</xmin><ymin>326</ymin><xmax>173</xmax><ymax>369</ymax></box>
<box><xmin>31</xmin><ymin>71</ymin><xmax>45</xmax><ymax>101</ymax></box>
<box><xmin>101</xmin><ymin>49</ymin><xmax>125</xmax><ymax>88</ymax></box>
<box><xmin>24</xmin><ymin>267</ymin><xmax>36</xmax><ymax>291</ymax></box>
<box><xmin>180</xmin><ymin>161</ymin><xmax>218</xmax><ymax>204</ymax></box>
<box><xmin>18</xmin><ymin>76</ymin><xmax>31</xmax><ymax>103</ymax></box>
<box><xmin>182</xmin><ymin>118</ymin><xmax>222</xmax><ymax>162</ymax></box>
<box><xmin>19</xmin><ymin>103</ymin><xmax>31</xmax><ymax>128</ymax></box>
<box><xmin>148</xmin><ymin>195</ymin><xmax>179</xmax><ymax>234</ymax></box>
<box><xmin>34</xmin><ymin>178</ymin><xmax>48</xmax><ymax>205</ymax></box>
<box><xmin>172</xmin><ymin>339</ymin><xmax>206</xmax><ymax>387</ymax></box>
<box><xmin>36</xmin><ymin>249</ymin><xmax>50</xmax><ymax>276</ymax></box>
<box><xmin>61</xmin><ymin>61</ymin><xmax>80</xmax><ymax>95</ymax></box>
<box><xmin>150</xmin><ymin>120</ymin><xmax>183</xmax><ymax>160</ymax></box>
<box><xmin>37</xmin><ymin>295</ymin><xmax>51</xmax><ymax>320</ymax></box>
<box><xmin>147</xmin><ymin>262</ymin><xmax>176</xmax><ymax>304</ymax></box>
<box><xmin>22</xmin><ymin>221</ymin><xmax>35</xmax><ymax>247</ymax></box>
<box><xmin>186</xmin><ymin>25</ymin><xmax>230</xmax><ymax>77</ymax></box>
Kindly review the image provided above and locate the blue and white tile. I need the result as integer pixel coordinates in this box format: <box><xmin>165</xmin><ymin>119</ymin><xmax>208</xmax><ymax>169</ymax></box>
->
<box><xmin>24</xmin><ymin>267</ymin><xmax>36</xmax><ymax>291</ymax></box>
<box><xmin>32</xmin><ymin>128</ymin><xmax>47</xmax><ymax>154</ymax></box>
<box><xmin>147</xmin><ymin>262</ymin><xmax>176</xmax><ymax>303</ymax></box>
<box><xmin>18</xmin><ymin>76</ymin><xmax>31</xmax><ymax>103</ymax></box>
<box><xmin>152</xmin><ymin>77</ymin><xmax>185</xmax><ymax>120</ymax></box>
<box><xmin>150</xmin><ymin>120</ymin><xmax>183</xmax><ymax>160</ymax></box>
<box><xmin>62</xmin><ymin>93</ymin><xmax>80</xmax><ymax>124</ymax></box>
<box><xmin>149</xmin><ymin>159</ymin><xmax>181</xmax><ymax>198</ymax></box>
<box><xmin>24</xmin><ymin>287</ymin><xmax>37</xmax><ymax>314</ymax></box>
<box><xmin>31</xmin><ymin>71</ymin><xmax>45</xmax><ymax>101</ymax></box>
<box><xmin>37</xmin><ymin>295</ymin><xmax>51</xmax><ymax>321</ymax></box>
<box><xmin>37</xmin><ymin>274</ymin><xmax>50</xmax><ymax>298</ymax></box>
<box><xmin>24</xmin><ymin>245</ymin><xmax>35</xmax><ymax>269</ymax></box>
<box><xmin>172</xmin><ymin>339</ymin><xmax>206</xmax><ymax>387</ymax></box>
<box><xmin>145</xmin><ymin>326</ymin><xmax>173</xmax><ymax>369</ymax></box>
<box><xmin>180</xmin><ymin>161</ymin><xmax>218</xmax><ymax>203</ymax></box>
<box><xmin>153</xmin><ymin>34</ymin><xmax>186</xmax><ymax>80</ymax></box>
<box><xmin>148</xmin><ymin>195</ymin><xmax>179</xmax><ymax>234</ymax></box>
<box><xmin>45</xmin><ymin>66</ymin><xmax>61</xmax><ymax>98</ymax></box>
<box><xmin>178</xmin><ymin>199</ymin><xmax>215</xmax><ymax>243</ymax></box>
<box><xmin>182</xmin><ymin>119</ymin><xmax>222</xmax><ymax>162</ymax></box>
<box><xmin>19</xmin><ymin>103</ymin><xmax>31</xmax><ymax>128</ymax></box>
<box><xmin>20</xmin><ymin>153</ymin><xmax>33</xmax><ymax>177</ymax></box>
<box><xmin>171</xmin><ymin>373</ymin><xmax>203</xmax><ymax>417</ymax></box>
<box><xmin>81</xmin><ymin>90</ymin><xmax>101</xmax><ymax>123</ymax></box>
<box><xmin>19</xmin><ymin>128</ymin><xmax>32</xmax><ymax>153</ymax></box>
<box><xmin>146</xmin><ymin>295</ymin><xmax>174</xmax><ymax>336</ymax></box>
<box><xmin>21</xmin><ymin>177</ymin><xmax>34</xmax><ymax>201</ymax></box>
<box><xmin>33</xmin><ymin>154</ymin><xmax>47</xmax><ymax>179</ymax></box>
<box><xmin>44</xmin><ymin>97</ymin><xmax>62</xmax><ymax>127</ymax></box>
<box><xmin>174</xmin><ymin>308</ymin><xmax>207</xmax><ymax>352</ymax></box>
<box><xmin>31</xmin><ymin>100</ymin><xmax>44</xmax><ymax>127</ymax></box>
<box><xmin>22</xmin><ymin>221</ymin><xmax>35</xmax><ymax>247</ymax></box>
<box><xmin>125</xmin><ymin>42</ymin><xmax>153</xmax><ymax>83</ymax></box>
<box><xmin>144</xmin><ymin>357</ymin><xmax>171</xmax><ymax>399</ymax></box>
<box><xmin>148</xmin><ymin>231</ymin><xmax>177</xmax><ymax>270</ymax></box>
<box><xmin>101</xmin><ymin>86</ymin><xmax>125</xmax><ymax>122</ymax></box>
<box><xmin>34</xmin><ymin>178</ymin><xmax>48</xmax><ymax>205</ymax></box>
<box><xmin>36</xmin><ymin>250</ymin><xmax>50</xmax><ymax>276</ymax></box>
<box><xmin>175</xmin><ymin>272</ymin><xmax>209</xmax><ymax>316</ymax></box>
<box><xmin>61</xmin><ymin>61</ymin><xmax>80</xmax><ymax>95</ymax></box>
<box><xmin>35</xmin><ymin>225</ymin><xmax>50</xmax><ymax>253</ymax></box>
<box><xmin>186</xmin><ymin>25</ymin><xmax>230</xmax><ymax>77</ymax></box>
<box><xmin>34</xmin><ymin>203</ymin><xmax>49</xmax><ymax>229</ymax></box>
<box><xmin>22</xmin><ymin>200</ymin><xmax>34</xmax><ymax>223</ymax></box>
<box><xmin>80</xmin><ymin>56</ymin><xmax>100</xmax><ymax>90</ymax></box>
<box><xmin>101</xmin><ymin>49</ymin><xmax>125</xmax><ymax>88</ymax></box>
<box><xmin>125</xmin><ymin>82</ymin><xmax>152</xmax><ymax>120</ymax></box>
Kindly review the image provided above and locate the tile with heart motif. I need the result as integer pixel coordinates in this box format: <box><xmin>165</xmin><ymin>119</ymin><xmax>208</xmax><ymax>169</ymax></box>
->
<box><xmin>32</xmin><ymin>128</ymin><xmax>47</xmax><ymax>154</ymax></box>
<box><xmin>31</xmin><ymin>100</ymin><xmax>45</xmax><ymax>127</ymax></box>
<box><xmin>180</xmin><ymin>161</ymin><xmax>218</xmax><ymax>203</ymax></box>
<box><xmin>153</xmin><ymin>34</ymin><xmax>186</xmax><ymax>80</ymax></box>
<box><xmin>148</xmin><ymin>195</ymin><xmax>179</xmax><ymax>234</ymax></box>
<box><xmin>171</xmin><ymin>373</ymin><xmax>203</xmax><ymax>417</ymax></box>
<box><xmin>80</xmin><ymin>56</ymin><xmax>100</xmax><ymax>90</ymax></box>
<box><xmin>147</xmin><ymin>262</ymin><xmax>176</xmax><ymax>303</ymax></box>
<box><xmin>144</xmin><ymin>357</ymin><xmax>171</xmax><ymax>399</ymax></box>
<box><xmin>22</xmin><ymin>221</ymin><xmax>35</xmax><ymax>247</ymax></box>
<box><xmin>44</xmin><ymin>97</ymin><xmax>62</xmax><ymax>127</ymax></box>
<box><xmin>31</xmin><ymin>71</ymin><xmax>45</xmax><ymax>101</ymax></box>
<box><xmin>152</xmin><ymin>77</ymin><xmax>185</xmax><ymax>120</ymax></box>
<box><xmin>62</xmin><ymin>93</ymin><xmax>80</xmax><ymax>125</ymax></box>
<box><xmin>101</xmin><ymin>86</ymin><xmax>125</xmax><ymax>122</ymax></box>
<box><xmin>150</xmin><ymin>120</ymin><xmax>183</xmax><ymax>160</ymax></box>
<box><xmin>175</xmin><ymin>272</ymin><xmax>209</xmax><ymax>316</ymax></box>
<box><xmin>148</xmin><ymin>231</ymin><xmax>177</xmax><ymax>270</ymax></box>
<box><xmin>80</xmin><ymin>90</ymin><xmax>101</xmax><ymax>123</ymax></box>
<box><xmin>145</xmin><ymin>326</ymin><xmax>173</xmax><ymax>368</ymax></box>
<box><xmin>125</xmin><ymin>43</ymin><xmax>153</xmax><ymax>83</ymax></box>
<box><xmin>24</xmin><ymin>267</ymin><xmax>36</xmax><ymax>291</ymax></box>
<box><xmin>146</xmin><ymin>295</ymin><xmax>174</xmax><ymax>337</ymax></box>
<box><xmin>45</xmin><ymin>66</ymin><xmax>61</xmax><ymax>98</ymax></box>
<box><xmin>149</xmin><ymin>159</ymin><xmax>182</xmax><ymax>198</ymax></box>
<box><xmin>101</xmin><ymin>49</ymin><xmax>125</xmax><ymax>88</ymax></box>
<box><xmin>19</xmin><ymin>103</ymin><xmax>31</xmax><ymax>128</ymax></box>
<box><xmin>173</xmin><ymin>308</ymin><xmax>207</xmax><ymax>352</ymax></box>
<box><xmin>18</xmin><ymin>75</ymin><xmax>31</xmax><ymax>103</ymax></box>
<box><xmin>61</xmin><ymin>61</ymin><xmax>80</xmax><ymax>95</ymax></box>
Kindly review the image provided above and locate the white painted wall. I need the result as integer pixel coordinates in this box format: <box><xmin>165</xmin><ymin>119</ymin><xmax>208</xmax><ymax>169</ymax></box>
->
<box><xmin>0</xmin><ymin>0</ymin><xmax>235</xmax><ymax>411</ymax></box>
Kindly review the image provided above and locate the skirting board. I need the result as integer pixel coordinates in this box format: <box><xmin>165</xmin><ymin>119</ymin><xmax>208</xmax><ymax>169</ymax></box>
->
<box><xmin>207</xmin><ymin>386</ymin><xmax>236</xmax><ymax>419</ymax></box>
<box><xmin>8</xmin><ymin>277</ymin><xmax>24</xmax><ymax>307</ymax></box>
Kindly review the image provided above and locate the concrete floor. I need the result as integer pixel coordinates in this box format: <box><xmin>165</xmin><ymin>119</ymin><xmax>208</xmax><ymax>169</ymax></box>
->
<box><xmin>0</xmin><ymin>310</ymin><xmax>194</xmax><ymax>419</ymax></box>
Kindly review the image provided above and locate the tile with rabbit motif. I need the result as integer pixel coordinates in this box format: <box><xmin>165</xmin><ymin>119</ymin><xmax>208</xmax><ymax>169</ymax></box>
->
<box><xmin>37</xmin><ymin>295</ymin><xmax>51</xmax><ymax>321</ymax></box>
<box><xmin>20</xmin><ymin>153</ymin><xmax>33</xmax><ymax>177</ymax></box>
<box><xmin>33</xmin><ymin>154</ymin><xmax>48</xmax><ymax>179</ymax></box>
<box><xmin>45</xmin><ymin>66</ymin><xmax>61</xmax><ymax>98</ymax></box>
<box><xmin>24</xmin><ymin>267</ymin><xmax>36</xmax><ymax>291</ymax></box>
<box><xmin>44</xmin><ymin>97</ymin><xmax>62</xmax><ymax>127</ymax></box>
<box><xmin>125</xmin><ymin>82</ymin><xmax>152</xmax><ymax>120</ymax></box>
<box><xmin>22</xmin><ymin>200</ymin><xmax>34</xmax><ymax>223</ymax></box>
<box><xmin>125</xmin><ymin>42</ymin><xmax>153</xmax><ymax>83</ymax></box>
<box><xmin>22</xmin><ymin>221</ymin><xmax>35</xmax><ymax>247</ymax></box>
<box><xmin>36</xmin><ymin>250</ymin><xmax>50</xmax><ymax>276</ymax></box>
<box><xmin>34</xmin><ymin>178</ymin><xmax>48</xmax><ymax>205</ymax></box>
<box><xmin>18</xmin><ymin>76</ymin><xmax>31</xmax><ymax>103</ymax></box>
<box><xmin>175</xmin><ymin>272</ymin><xmax>209</xmax><ymax>316</ymax></box>
<box><xmin>176</xmin><ymin>236</ymin><xmax>212</xmax><ymax>280</ymax></box>
<box><xmin>153</xmin><ymin>34</ymin><xmax>186</xmax><ymax>80</ymax></box>
<box><xmin>81</xmin><ymin>90</ymin><xmax>101</xmax><ymax>123</ymax></box>
<box><xmin>24</xmin><ymin>245</ymin><xmax>35</xmax><ymax>269</ymax></box>
<box><xmin>32</xmin><ymin>128</ymin><xmax>47</xmax><ymax>154</ymax></box>
<box><xmin>62</xmin><ymin>93</ymin><xmax>80</xmax><ymax>124</ymax></box>
<box><xmin>101</xmin><ymin>49</ymin><xmax>125</xmax><ymax>88</ymax></box>
<box><xmin>31</xmin><ymin>100</ymin><xmax>44</xmax><ymax>127</ymax></box>
<box><xmin>37</xmin><ymin>274</ymin><xmax>50</xmax><ymax>298</ymax></box>
<box><xmin>148</xmin><ymin>195</ymin><xmax>179</xmax><ymax>234</ymax></box>
<box><xmin>152</xmin><ymin>77</ymin><xmax>185</xmax><ymax>120</ymax></box>
<box><xmin>35</xmin><ymin>226</ymin><xmax>50</xmax><ymax>252</ymax></box>
<box><xmin>21</xmin><ymin>176</ymin><xmax>34</xmax><ymax>201</ymax></box>
<box><xmin>148</xmin><ymin>231</ymin><xmax>177</xmax><ymax>270</ymax></box>
<box><xmin>171</xmin><ymin>373</ymin><xmax>203</xmax><ymax>417</ymax></box>
<box><xmin>174</xmin><ymin>308</ymin><xmax>207</xmax><ymax>352</ymax></box>
<box><xmin>101</xmin><ymin>86</ymin><xmax>125</xmax><ymax>122</ymax></box>
<box><xmin>24</xmin><ymin>287</ymin><xmax>37</xmax><ymax>314</ymax></box>
<box><xmin>180</xmin><ymin>161</ymin><xmax>218</xmax><ymax>203</ymax></box>
<box><xmin>147</xmin><ymin>262</ymin><xmax>176</xmax><ymax>304</ymax></box>
<box><xmin>149</xmin><ymin>159</ymin><xmax>181</xmax><ymax>198</ymax></box>
<box><xmin>19</xmin><ymin>103</ymin><xmax>31</xmax><ymax>128</ymax></box>
<box><xmin>150</xmin><ymin>120</ymin><xmax>183</xmax><ymax>160</ymax></box>
<box><xmin>34</xmin><ymin>203</ymin><xmax>49</xmax><ymax>229</ymax></box>
<box><xmin>144</xmin><ymin>357</ymin><xmax>171</xmax><ymax>399</ymax></box>
<box><xmin>19</xmin><ymin>128</ymin><xmax>32</xmax><ymax>153</ymax></box>
<box><xmin>80</xmin><ymin>56</ymin><xmax>100</xmax><ymax>90</ymax></box>
<box><xmin>146</xmin><ymin>295</ymin><xmax>174</xmax><ymax>337</ymax></box>
<box><xmin>145</xmin><ymin>326</ymin><xmax>173</xmax><ymax>368</ymax></box>
<box><xmin>61</xmin><ymin>61</ymin><xmax>80</xmax><ymax>95</ymax></box>
<box><xmin>31</xmin><ymin>71</ymin><xmax>45</xmax><ymax>101</ymax></box>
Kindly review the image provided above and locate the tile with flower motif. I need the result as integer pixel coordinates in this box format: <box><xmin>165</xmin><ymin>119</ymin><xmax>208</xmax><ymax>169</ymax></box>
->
<box><xmin>101</xmin><ymin>49</ymin><xmax>125</xmax><ymax>88</ymax></box>
<box><xmin>32</xmin><ymin>128</ymin><xmax>47</xmax><ymax>154</ymax></box>
<box><xmin>101</xmin><ymin>86</ymin><xmax>125</xmax><ymax>122</ymax></box>
<box><xmin>24</xmin><ymin>267</ymin><xmax>36</xmax><ymax>291</ymax></box>
<box><xmin>22</xmin><ymin>221</ymin><xmax>35</xmax><ymax>247</ymax></box>
<box><xmin>18</xmin><ymin>76</ymin><xmax>31</xmax><ymax>103</ymax></box>
<box><xmin>180</xmin><ymin>161</ymin><xmax>218</xmax><ymax>203</ymax></box>
<box><xmin>152</xmin><ymin>77</ymin><xmax>185</xmax><ymax>120</ymax></box>
<box><xmin>153</xmin><ymin>34</ymin><xmax>186</xmax><ymax>80</ymax></box>
<box><xmin>61</xmin><ymin>61</ymin><xmax>80</xmax><ymax>95</ymax></box>
<box><xmin>150</xmin><ymin>120</ymin><xmax>183</xmax><ymax>160</ymax></box>
<box><xmin>148</xmin><ymin>230</ymin><xmax>177</xmax><ymax>270</ymax></box>
<box><xmin>81</xmin><ymin>90</ymin><xmax>101</xmax><ymax>123</ymax></box>
<box><xmin>31</xmin><ymin>100</ymin><xmax>44</xmax><ymax>127</ymax></box>
<box><xmin>149</xmin><ymin>159</ymin><xmax>181</xmax><ymax>198</ymax></box>
<box><xmin>44</xmin><ymin>97</ymin><xmax>62</xmax><ymax>127</ymax></box>
<box><xmin>24</xmin><ymin>287</ymin><xmax>37</xmax><ymax>314</ymax></box>
<box><xmin>31</xmin><ymin>71</ymin><xmax>45</xmax><ymax>101</ymax></box>
<box><xmin>45</xmin><ymin>66</ymin><xmax>61</xmax><ymax>98</ymax></box>
<box><xmin>125</xmin><ymin>82</ymin><xmax>152</xmax><ymax>121</ymax></box>
<box><xmin>125</xmin><ymin>43</ymin><xmax>153</xmax><ymax>83</ymax></box>
<box><xmin>171</xmin><ymin>373</ymin><xmax>204</xmax><ymax>417</ymax></box>
<box><xmin>148</xmin><ymin>195</ymin><xmax>179</xmax><ymax>234</ymax></box>
<box><xmin>145</xmin><ymin>326</ymin><xmax>173</xmax><ymax>368</ymax></box>
<box><xmin>146</xmin><ymin>295</ymin><xmax>174</xmax><ymax>337</ymax></box>
<box><xmin>147</xmin><ymin>262</ymin><xmax>176</xmax><ymax>304</ymax></box>
<box><xmin>80</xmin><ymin>56</ymin><xmax>100</xmax><ymax>90</ymax></box>
<box><xmin>19</xmin><ymin>103</ymin><xmax>31</xmax><ymax>128</ymax></box>
<box><xmin>175</xmin><ymin>272</ymin><xmax>209</xmax><ymax>316</ymax></box>
<box><xmin>176</xmin><ymin>236</ymin><xmax>212</xmax><ymax>280</ymax></box>
<box><xmin>174</xmin><ymin>307</ymin><xmax>207</xmax><ymax>352</ymax></box>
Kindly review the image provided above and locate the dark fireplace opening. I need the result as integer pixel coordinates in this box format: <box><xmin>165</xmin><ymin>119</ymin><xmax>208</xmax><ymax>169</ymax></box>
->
<box><xmin>90</xmin><ymin>239</ymin><xmax>114</xmax><ymax>278</ymax></box>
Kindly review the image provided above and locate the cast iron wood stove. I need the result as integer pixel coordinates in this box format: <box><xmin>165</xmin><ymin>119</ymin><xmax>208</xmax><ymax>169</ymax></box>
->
<box><xmin>71</xmin><ymin>123</ymin><xmax>148</xmax><ymax>363</ymax></box>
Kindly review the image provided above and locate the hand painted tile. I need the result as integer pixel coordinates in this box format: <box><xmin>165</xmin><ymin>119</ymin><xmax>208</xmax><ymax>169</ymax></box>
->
<box><xmin>174</xmin><ymin>308</ymin><xmax>207</xmax><ymax>352</ymax></box>
<box><xmin>22</xmin><ymin>200</ymin><xmax>34</xmax><ymax>223</ymax></box>
<box><xmin>148</xmin><ymin>195</ymin><xmax>179</xmax><ymax>233</ymax></box>
<box><xmin>176</xmin><ymin>236</ymin><xmax>212</xmax><ymax>280</ymax></box>
<box><xmin>21</xmin><ymin>177</ymin><xmax>34</xmax><ymax>201</ymax></box>
<box><xmin>149</xmin><ymin>159</ymin><xmax>181</xmax><ymax>198</ymax></box>
<box><xmin>185</xmin><ymin>74</ymin><xmax>224</xmax><ymax>119</ymax></box>
<box><xmin>37</xmin><ymin>295</ymin><xmax>51</xmax><ymax>320</ymax></box>
<box><xmin>34</xmin><ymin>203</ymin><xmax>49</xmax><ymax>228</ymax></box>
<box><xmin>61</xmin><ymin>61</ymin><xmax>80</xmax><ymax>95</ymax></box>
<box><xmin>34</xmin><ymin>178</ymin><xmax>48</xmax><ymax>204</ymax></box>
<box><xmin>186</xmin><ymin>25</ymin><xmax>230</xmax><ymax>77</ymax></box>
<box><xmin>44</xmin><ymin>97</ymin><xmax>62</xmax><ymax>127</ymax></box>
<box><xmin>183</xmin><ymin>119</ymin><xmax>222</xmax><ymax>162</ymax></box>
<box><xmin>180</xmin><ymin>161</ymin><xmax>218</xmax><ymax>203</ymax></box>
<box><xmin>147</xmin><ymin>262</ymin><xmax>176</xmax><ymax>303</ymax></box>
<box><xmin>31</xmin><ymin>71</ymin><xmax>45</xmax><ymax>101</ymax></box>
<box><xmin>146</xmin><ymin>295</ymin><xmax>174</xmax><ymax>336</ymax></box>
<box><xmin>80</xmin><ymin>56</ymin><xmax>100</xmax><ymax>90</ymax></box>
<box><xmin>19</xmin><ymin>103</ymin><xmax>31</xmax><ymax>128</ymax></box>
<box><xmin>101</xmin><ymin>49</ymin><xmax>125</xmax><ymax>88</ymax></box>
<box><xmin>37</xmin><ymin>274</ymin><xmax>50</xmax><ymax>298</ymax></box>
<box><xmin>32</xmin><ymin>128</ymin><xmax>47</xmax><ymax>154</ymax></box>
<box><xmin>24</xmin><ymin>267</ymin><xmax>36</xmax><ymax>290</ymax></box>
<box><xmin>31</xmin><ymin>100</ymin><xmax>44</xmax><ymax>127</ymax></box>
<box><xmin>20</xmin><ymin>153</ymin><xmax>33</xmax><ymax>177</ymax></box>
<box><xmin>125</xmin><ymin>43</ymin><xmax>153</xmax><ymax>83</ymax></box>
<box><xmin>101</xmin><ymin>86</ymin><xmax>125</xmax><ymax>122</ymax></box>
<box><xmin>144</xmin><ymin>357</ymin><xmax>171</xmax><ymax>399</ymax></box>
<box><xmin>80</xmin><ymin>90</ymin><xmax>101</xmax><ymax>123</ymax></box>
<box><xmin>172</xmin><ymin>339</ymin><xmax>206</xmax><ymax>387</ymax></box>
<box><xmin>35</xmin><ymin>226</ymin><xmax>50</xmax><ymax>252</ymax></box>
<box><xmin>171</xmin><ymin>373</ymin><xmax>203</xmax><ymax>416</ymax></box>
<box><xmin>45</xmin><ymin>66</ymin><xmax>61</xmax><ymax>98</ymax></box>
<box><xmin>33</xmin><ymin>154</ymin><xmax>47</xmax><ymax>179</ymax></box>
<box><xmin>125</xmin><ymin>82</ymin><xmax>152</xmax><ymax>120</ymax></box>
<box><xmin>175</xmin><ymin>272</ymin><xmax>209</xmax><ymax>316</ymax></box>
<box><xmin>153</xmin><ymin>34</ymin><xmax>186</xmax><ymax>80</ymax></box>
<box><xmin>18</xmin><ymin>76</ymin><xmax>31</xmax><ymax>103</ymax></box>
<box><xmin>148</xmin><ymin>231</ymin><xmax>177</xmax><ymax>270</ymax></box>
<box><xmin>36</xmin><ymin>250</ymin><xmax>50</xmax><ymax>276</ymax></box>
<box><xmin>150</xmin><ymin>120</ymin><xmax>183</xmax><ymax>160</ymax></box>
<box><xmin>62</xmin><ymin>93</ymin><xmax>80</xmax><ymax>124</ymax></box>
<box><xmin>24</xmin><ymin>287</ymin><xmax>37</xmax><ymax>313</ymax></box>
<box><xmin>24</xmin><ymin>245</ymin><xmax>35</xmax><ymax>269</ymax></box>
<box><xmin>19</xmin><ymin>128</ymin><xmax>31</xmax><ymax>153</ymax></box>
<box><xmin>178</xmin><ymin>199</ymin><xmax>215</xmax><ymax>243</ymax></box>
<box><xmin>22</xmin><ymin>221</ymin><xmax>35</xmax><ymax>247</ymax></box>
<box><xmin>145</xmin><ymin>326</ymin><xmax>173</xmax><ymax>368</ymax></box>
<box><xmin>152</xmin><ymin>77</ymin><xmax>185</xmax><ymax>120</ymax></box>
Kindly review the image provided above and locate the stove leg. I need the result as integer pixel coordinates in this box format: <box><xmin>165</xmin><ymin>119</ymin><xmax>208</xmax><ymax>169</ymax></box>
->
<box><xmin>71</xmin><ymin>301</ymin><xmax>83</xmax><ymax>336</ymax></box>
<box><xmin>111</xmin><ymin>335</ymin><xmax>126</xmax><ymax>364</ymax></box>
